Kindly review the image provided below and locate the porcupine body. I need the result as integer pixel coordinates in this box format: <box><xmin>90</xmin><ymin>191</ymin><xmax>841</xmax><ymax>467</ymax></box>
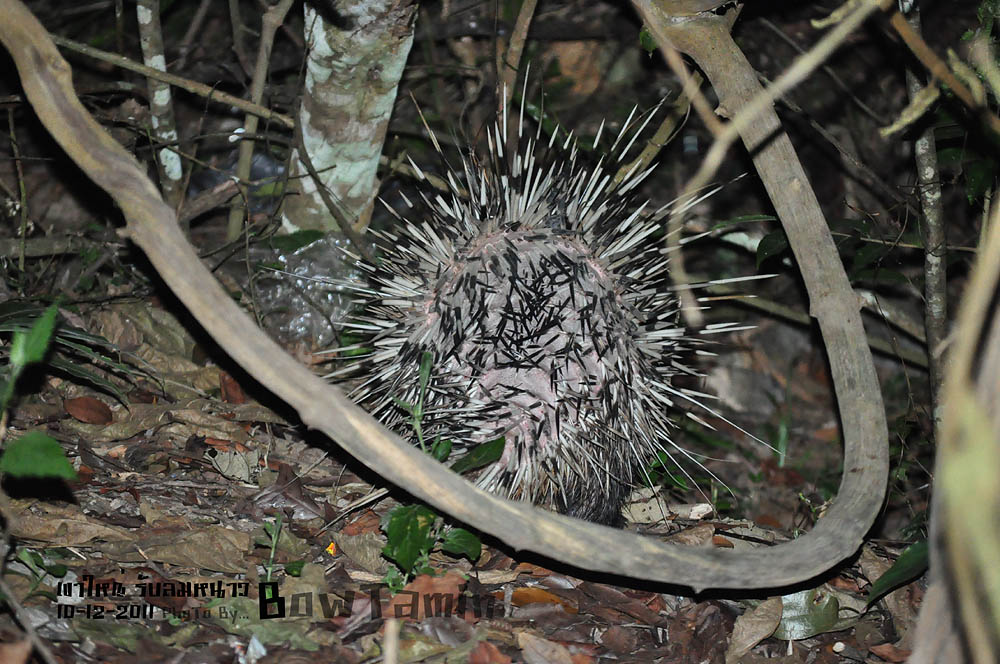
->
<box><xmin>341</xmin><ymin>107</ymin><xmax>728</xmax><ymax>526</ymax></box>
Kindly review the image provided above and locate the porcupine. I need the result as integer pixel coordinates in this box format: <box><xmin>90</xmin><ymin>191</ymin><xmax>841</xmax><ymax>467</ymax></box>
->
<box><xmin>336</xmin><ymin>99</ymin><xmax>745</xmax><ymax>526</ymax></box>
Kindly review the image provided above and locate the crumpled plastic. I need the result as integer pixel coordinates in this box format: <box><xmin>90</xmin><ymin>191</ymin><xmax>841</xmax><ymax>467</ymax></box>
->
<box><xmin>189</xmin><ymin>151</ymin><xmax>287</xmax><ymax>214</ymax></box>
<box><xmin>240</xmin><ymin>233</ymin><xmax>366</xmax><ymax>351</ymax></box>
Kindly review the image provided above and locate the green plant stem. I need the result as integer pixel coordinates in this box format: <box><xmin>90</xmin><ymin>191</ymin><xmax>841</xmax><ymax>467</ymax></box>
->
<box><xmin>266</xmin><ymin>513</ymin><xmax>283</xmax><ymax>583</ymax></box>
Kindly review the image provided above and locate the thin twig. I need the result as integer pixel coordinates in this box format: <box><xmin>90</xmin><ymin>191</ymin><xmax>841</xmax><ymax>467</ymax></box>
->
<box><xmin>176</xmin><ymin>0</ymin><xmax>213</xmax><ymax>70</ymax></box>
<box><xmin>225</xmin><ymin>0</ymin><xmax>295</xmax><ymax>242</ymax></box>
<box><xmin>903</xmin><ymin>7</ymin><xmax>946</xmax><ymax>425</ymax></box>
<box><xmin>137</xmin><ymin>0</ymin><xmax>184</xmax><ymax>211</ymax></box>
<box><xmin>707</xmin><ymin>283</ymin><xmax>929</xmax><ymax>368</ymax></box>
<box><xmin>611</xmin><ymin>75</ymin><xmax>701</xmax><ymax>188</ymax></box>
<box><xmin>766</xmin><ymin>75</ymin><xmax>921</xmax><ymax>220</ymax></box>
<box><xmin>856</xmin><ymin>288</ymin><xmax>926</xmax><ymax>344</ymax></box>
<box><xmin>661</xmin><ymin>45</ymin><xmax>722</xmax><ymax>137</ymax></box>
<box><xmin>114</xmin><ymin>0</ymin><xmax>124</xmax><ymax>55</ymax></box>
<box><xmin>668</xmin><ymin>0</ymin><xmax>891</xmax><ymax>328</ymax></box>
<box><xmin>971</xmin><ymin>36</ymin><xmax>1000</xmax><ymax>247</ymax></box>
<box><xmin>49</xmin><ymin>33</ymin><xmax>295</xmax><ymax>129</ymax></box>
<box><xmin>0</xmin><ymin>81</ymin><xmax>145</xmax><ymax>105</ymax></box>
<box><xmin>228</xmin><ymin>0</ymin><xmax>254</xmax><ymax>77</ymax></box>
<box><xmin>829</xmin><ymin>231</ymin><xmax>975</xmax><ymax>253</ymax></box>
<box><xmin>497</xmin><ymin>0</ymin><xmax>537</xmax><ymax>145</ymax></box>
<box><xmin>0</xmin><ymin>572</ymin><xmax>60</xmax><ymax>664</ymax></box>
<box><xmin>0</xmin><ymin>236</ymin><xmax>120</xmax><ymax>258</ymax></box>
<box><xmin>7</xmin><ymin>108</ymin><xmax>27</xmax><ymax>273</ymax></box>
<box><xmin>291</xmin><ymin>108</ymin><xmax>377</xmax><ymax>264</ymax></box>
<box><xmin>888</xmin><ymin>10</ymin><xmax>1000</xmax><ymax>136</ymax></box>
<box><xmin>759</xmin><ymin>16</ymin><xmax>888</xmax><ymax>125</ymax></box>
<box><xmin>981</xmin><ymin>186</ymin><xmax>994</xmax><ymax>250</ymax></box>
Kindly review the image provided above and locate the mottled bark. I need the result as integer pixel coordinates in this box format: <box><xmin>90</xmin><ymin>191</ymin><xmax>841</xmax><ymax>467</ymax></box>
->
<box><xmin>224</xmin><ymin>0</ymin><xmax>296</xmax><ymax>242</ymax></box>
<box><xmin>904</xmin><ymin>8</ymin><xmax>947</xmax><ymax>426</ymax></box>
<box><xmin>281</xmin><ymin>0</ymin><xmax>416</xmax><ymax>233</ymax></box>
<box><xmin>136</xmin><ymin>0</ymin><xmax>183</xmax><ymax>214</ymax></box>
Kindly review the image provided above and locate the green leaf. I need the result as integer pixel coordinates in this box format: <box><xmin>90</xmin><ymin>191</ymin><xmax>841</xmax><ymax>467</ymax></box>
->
<box><xmin>284</xmin><ymin>561</ymin><xmax>306</xmax><ymax>577</ymax></box>
<box><xmin>648</xmin><ymin>461</ymin><xmax>690</xmax><ymax>491</ymax></box>
<box><xmin>0</xmin><ymin>301</ymin><xmax>49</xmax><ymax>326</ymax></box>
<box><xmin>0</xmin><ymin>431</ymin><xmax>76</xmax><ymax>480</ymax></box>
<box><xmin>333</xmin><ymin>332</ymin><xmax>370</xmax><ymax>358</ymax></box>
<box><xmin>867</xmin><ymin>540</ymin><xmax>928</xmax><ymax>606</ymax></box>
<box><xmin>439</xmin><ymin>528</ymin><xmax>481</xmax><ymax>561</ymax></box>
<box><xmin>774</xmin><ymin>414</ymin><xmax>789</xmax><ymax>468</ymax></box>
<box><xmin>269</xmin><ymin>230</ymin><xmax>326</xmax><ymax>254</ymax></box>
<box><xmin>9</xmin><ymin>303</ymin><xmax>58</xmax><ymax>368</ymax></box>
<box><xmin>849</xmin><ymin>241</ymin><xmax>887</xmax><ymax>275</ymax></box>
<box><xmin>830</xmin><ymin>217</ymin><xmax>872</xmax><ymax>235</ymax></box>
<box><xmin>520</xmin><ymin>101</ymin><xmax>567</xmax><ymax>146</ymax></box>
<box><xmin>255</xmin><ymin>261</ymin><xmax>285</xmax><ymax>272</ymax></box>
<box><xmin>411</xmin><ymin>554</ymin><xmax>436</xmax><ymax>578</ymax></box>
<box><xmin>383</xmin><ymin>565</ymin><xmax>405</xmax><ymax>594</ymax></box>
<box><xmin>418</xmin><ymin>352</ymin><xmax>433</xmax><ymax>400</ymax></box>
<box><xmin>450</xmin><ymin>437</ymin><xmax>505</xmax><ymax>474</ymax></box>
<box><xmin>756</xmin><ymin>230</ymin><xmax>789</xmax><ymax>268</ymax></box>
<box><xmin>382</xmin><ymin>505</ymin><xmax>438</xmax><ymax>574</ymax></box>
<box><xmin>978</xmin><ymin>0</ymin><xmax>1000</xmax><ymax>26</ymax></box>
<box><xmin>966</xmin><ymin>158</ymin><xmax>997</xmax><ymax>203</ymax></box>
<box><xmin>0</xmin><ymin>301</ymin><xmax>142</xmax><ymax>400</ymax></box>
<box><xmin>18</xmin><ymin>549</ymin><xmax>44</xmax><ymax>573</ymax></box>
<box><xmin>710</xmin><ymin>214</ymin><xmax>778</xmax><ymax>231</ymax></box>
<box><xmin>773</xmin><ymin>588</ymin><xmax>841</xmax><ymax>640</ymax></box>
<box><xmin>251</xmin><ymin>181</ymin><xmax>285</xmax><ymax>199</ymax></box>
<box><xmin>391</xmin><ymin>396</ymin><xmax>414</xmax><ymax>415</ymax></box>
<box><xmin>638</xmin><ymin>27</ymin><xmax>658</xmax><ymax>54</ymax></box>
<box><xmin>430</xmin><ymin>437</ymin><xmax>452</xmax><ymax>462</ymax></box>
<box><xmin>935</xmin><ymin>146</ymin><xmax>969</xmax><ymax>167</ymax></box>
<box><xmin>43</xmin><ymin>563</ymin><xmax>68</xmax><ymax>578</ymax></box>
<box><xmin>48</xmin><ymin>356</ymin><xmax>128</xmax><ymax>404</ymax></box>
<box><xmin>850</xmin><ymin>268</ymin><xmax>909</xmax><ymax>285</ymax></box>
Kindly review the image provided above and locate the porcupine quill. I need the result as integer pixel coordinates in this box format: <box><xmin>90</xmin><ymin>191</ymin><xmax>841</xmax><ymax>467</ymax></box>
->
<box><xmin>330</xmin><ymin>92</ymin><xmax>761</xmax><ymax>526</ymax></box>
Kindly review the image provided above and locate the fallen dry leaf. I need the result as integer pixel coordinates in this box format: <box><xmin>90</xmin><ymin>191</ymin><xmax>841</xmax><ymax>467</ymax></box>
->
<box><xmin>342</xmin><ymin>510</ymin><xmax>380</xmax><ymax>536</ymax></box>
<box><xmin>98</xmin><ymin>523</ymin><xmax>251</xmax><ymax>573</ymax></box>
<box><xmin>387</xmin><ymin>571</ymin><xmax>467</xmax><ymax>621</ymax></box>
<box><xmin>517</xmin><ymin>631</ymin><xmax>573</xmax><ymax>664</ymax></box>
<box><xmin>219</xmin><ymin>370</ymin><xmax>248</xmax><ymax>404</ymax></box>
<box><xmin>469</xmin><ymin>639</ymin><xmax>512</xmax><ymax>664</ymax></box>
<box><xmin>0</xmin><ymin>639</ymin><xmax>32</xmax><ymax>664</ymax></box>
<box><xmin>725</xmin><ymin>597</ymin><xmax>782</xmax><ymax>664</ymax></box>
<box><xmin>64</xmin><ymin>396</ymin><xmax>113</xmax><ymax>424</ymax></box>
<box><xmin>503</xmin><ymin>587</ymin><xmax>578</xmax><ymax>613</ymax></box>
<box><xmin>8</xmin><ymin>499</ymin><xmax>134</xmax><ymax>545</ymax></box>
<box><xmin>512</xmin><ymin>562</ymin><xmax>554</xmax><ymax>577</ymax></box>
<box><xmin>600</xmin><ymin>624</ymin><xmax>639</xmax><ymax>653</ymax></box>
<box><xmin>869</xmin><ymin>642</ymin><xmax>911</xmax><ymax>662</ymax></box>
<box><xmin>667</xmin><ymin>523</ymin><xmax>715</xmax><ymax>546</ymax></box>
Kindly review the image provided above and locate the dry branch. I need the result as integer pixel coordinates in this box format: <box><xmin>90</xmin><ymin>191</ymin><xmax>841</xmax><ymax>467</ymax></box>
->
<box><xmin>632</xmin><ymin>0</ymin><xmax>889</xmax><ymax>574</ymax></box>
<box><xmin>0</xmin><ymin>0</ymin><xmax>889</xmax><ymax>591</ymax></box>
<box><xmin>903</xmin><ymin>9</ymin><xmax>947</xmax><ymax>423</ymax></box>
<box><xmin>48</xmin><ymin>33</ymin><xmax>294</xmax><ymax>129</ymax></box>
<box><xmin>225</xmin><ymin>0</ymin><xmax>295</xmax><ymax>241</ymax></box>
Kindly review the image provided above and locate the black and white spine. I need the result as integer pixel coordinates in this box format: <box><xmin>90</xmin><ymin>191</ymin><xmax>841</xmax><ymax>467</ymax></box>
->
<box><xmin>333</xmin><ymin>99</ymin><xmax>753</xmax><ymax>525</ymax></box>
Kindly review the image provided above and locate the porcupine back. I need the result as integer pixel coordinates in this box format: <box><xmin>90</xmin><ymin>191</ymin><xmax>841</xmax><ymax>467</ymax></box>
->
<box><xmin>336</xmin><ymin>101</ymin><xmax>747</xmax><ymax>526</ymax></box>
